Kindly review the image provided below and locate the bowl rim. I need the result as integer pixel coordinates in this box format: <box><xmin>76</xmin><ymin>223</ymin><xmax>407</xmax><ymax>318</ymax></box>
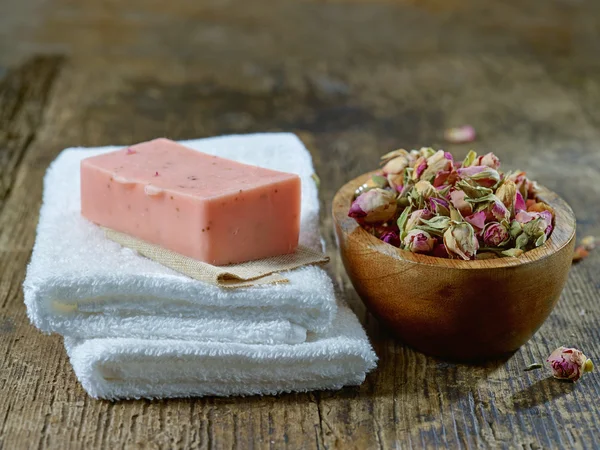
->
<box><xmin>332</xmin><ymin>171</ymin><xmax>576</xmax><ymax>270</ymax></box>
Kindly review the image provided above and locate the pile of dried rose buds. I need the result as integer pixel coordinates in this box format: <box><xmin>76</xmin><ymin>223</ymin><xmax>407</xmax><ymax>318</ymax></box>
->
<box><xmin>348</xmin><ymin>148</ymin><xmax>554</xmax><ymax>260</ymax></box>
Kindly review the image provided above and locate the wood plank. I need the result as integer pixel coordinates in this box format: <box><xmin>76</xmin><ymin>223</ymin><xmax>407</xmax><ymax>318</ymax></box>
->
<box><xmin>0</xmin><ymin>56</ymin><xmax>63</xmax><ymax>211</ymax></box>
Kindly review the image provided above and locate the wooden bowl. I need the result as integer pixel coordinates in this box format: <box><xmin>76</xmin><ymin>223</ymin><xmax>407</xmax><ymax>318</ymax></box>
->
<box><xmin>333</xmin><ymin>172</ymin><xmax>576</xmax><ymax>361</ymax></box>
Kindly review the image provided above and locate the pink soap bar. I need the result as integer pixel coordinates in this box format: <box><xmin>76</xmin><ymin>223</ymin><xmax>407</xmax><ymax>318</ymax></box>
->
<box><xmin>80</xmin><ymin>138</ymin><xmax>301</xmax><ymax>265</ymax></box>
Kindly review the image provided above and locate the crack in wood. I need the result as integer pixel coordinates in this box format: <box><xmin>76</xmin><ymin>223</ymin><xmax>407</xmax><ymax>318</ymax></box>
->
<box><xmin>0</xmin><ymin>55</ymin><xmax>64</xmax><ymax>215</ymax></box>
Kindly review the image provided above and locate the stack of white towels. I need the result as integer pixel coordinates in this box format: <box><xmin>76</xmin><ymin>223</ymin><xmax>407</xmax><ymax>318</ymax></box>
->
<box><xmin>23</xmin><ymin>133</ymin><xmax>377</xmax><ymax>400</ymax></box>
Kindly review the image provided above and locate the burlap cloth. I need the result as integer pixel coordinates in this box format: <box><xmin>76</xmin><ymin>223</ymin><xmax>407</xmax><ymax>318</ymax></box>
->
<box><xmin>104</xmin><ymin>228</ymin><xmax>330</xmax><ymax>288</ymax></box>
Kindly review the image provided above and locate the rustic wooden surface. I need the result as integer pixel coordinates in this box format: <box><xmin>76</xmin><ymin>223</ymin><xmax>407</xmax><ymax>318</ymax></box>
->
<box><xmin>1</xmin><ymin>0</ymin><xmax>599</xmax><ymax>448</ymax></box>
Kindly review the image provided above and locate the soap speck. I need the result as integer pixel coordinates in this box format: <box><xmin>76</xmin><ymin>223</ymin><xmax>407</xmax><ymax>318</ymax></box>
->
<box><xmin>113</xmin><ymin>174</ymin><xmax>135</xmax><ymax>187</ymax></box>
<box><xmin>145</xmin><ymin>184</ymin><xmax>163</xmax><ymax>196</ymax></box>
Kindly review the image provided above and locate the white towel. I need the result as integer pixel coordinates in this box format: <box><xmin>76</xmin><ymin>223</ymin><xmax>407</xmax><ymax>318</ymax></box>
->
<box><xmin>24</xmin><ymin>134</ymin><xmax>337</xmax><ymax>344</ymax></box>
<box><xmin>65</xmin><ymin>302</ymin><xmax>377</xmax><ymax>400</ymax></box>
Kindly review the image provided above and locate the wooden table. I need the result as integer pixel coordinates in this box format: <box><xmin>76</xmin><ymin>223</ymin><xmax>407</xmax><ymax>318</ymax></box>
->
<box><xmin>1</xmin><ymin>0</ymin><xmax>599</xmax><ymax>448</ymax></box>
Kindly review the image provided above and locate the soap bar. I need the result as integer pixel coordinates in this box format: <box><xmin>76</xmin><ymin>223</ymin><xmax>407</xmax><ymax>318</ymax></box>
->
<box><xmin>80</xmin><ymin>138</ymin><xmax>301</xmax><ymax>265</ymax></box>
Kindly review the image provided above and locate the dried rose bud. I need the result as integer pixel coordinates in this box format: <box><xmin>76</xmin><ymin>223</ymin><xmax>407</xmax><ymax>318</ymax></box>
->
<box><xmin>418</xmin><ymin>147</ymin><xmax>437</xmax><ymax>159</ymax></box>
<box><xmin>420</xmin><ymin>150</ymin><xmax>453</xmax><ymax>182</ymax></box>
<box><xmin>381</xmin><ymin>149</ymin><xmax>409</xmax><ymax>163</ymax></box>
<box><xmin>457</xmin><ymin>166</ymin><xmax>501</xmax><ymax>188</ymax></box>
<box><xmin>462</xmin><ymin>150</ymin><xmax>477</xmax><ymax>168</ymax></box>
<box><xmin>509</xmin><ymin>219</ymin><xmax>522</xmax><ymax>238</ymax></box>
<box><xmin>387</xmin><ymin>173</ymin><xmax>404</xmax><ymax>192</ymax></box>
<box><xmin>539</xmin><ymin>210</ymin><xmax>553</xmax><ymax>236</ymax></box>
<box><xmin>348</xmin><ymin>188</ymin><xmax>398</xmax><ymax>223</ymax></box>
<box><xmin>502</xmin><ymin>248</ymin><xmax>524</xmax><ymax>257</ymax></box>
<box><xmin>521</xmin><ymin>211</ymin><xmax>553</xmax><ymax>247</ymax></box>
<box><xmin>483</xmin><ymin>222</ymin><xmax>510</xmax><ymax>247</ymax></box>
<box><xmin>581</xmin><ymin>236</ymin><xmax>597</xmax><ymax>251</ymax></box>
<box><xmin>444</xmin><ymin>125</ymin><xmax>476</xmax><ymax>144</ymax></box>
<box><xmin>524</xmin><ymin>217</ymin><xmax>547</xmax><ymax>237</ymax></box>
<box><xmin>495</xmin><ymin>179</ymin><xmax>517</xmax><ymax>211</ymax></box>
<box><xmin>514</xmin><ymin>191</ymin><xmax>526</xmax><ymax>212</ymax></box>
<box><xmin>547</xmin><ymin>346</ymin><xmax>594</xmax><ymax>382</ymax></box>
<box><xmin>527</xmin><ymin>202</ymin><xmax>554</xmax><ymax>215</ymax></box>
<box><xmin>515</xmin><ymin>210</ymin><xmax>536</xmax><ymax>224</ymax></box>
<box><xmin>433</xmin><ymin>170</ymin><xmax>452</xmax><ymax>187</ymax></box>
<box><xmin>405</xmin><ymin>209</ymin><xmax>434</xmax><ymax>233</ymax></box>
<box><xmin>475</xmin><ymin>152</ymin><xmax>501</xmax><ymax>170</ymax></box>
<box><xmin>486</xmin><ymin>196</ymin><xmax>511</xmax><ymax>222</ymax></box>
<box><xmin>429</xmin><ymin>197</ymin><xmax>450</xmax><ymax>216</ymax></box>
<box><xmin>436</xmin><ymin>183</ymin><xmax>452</xmax><ymax>198</ymax></box>
<box><xmin>408</xmin><ymin>149</ymin><xmax>421</xmax><ymax>162</ymax></box>
<box><xmin>449</xmin><ymin>190</ymin><xmax>473</xmax><ymax>217</ymax></box>
<box><xmin>443</xmin><ymin>222</ymin><xmax>479</xmax><ymax>260</ymax></box>
<box><xmin>403</xmin><ymin>229</ymin><xmax>435</xmax><ymax>253</ymax></box>
<box><xmin>518</xmin><ymin>210</ymin><xmax>552</xmax><ymax>234</ymax></box>
<box><xmin>414</xmin><ymin>180</ymin><xmax>437</xmax><ymax>200</ymax></box>
<box><xmin>465</xmin><ymin>211</ymin><xmax>486</xmax><ymax>232</ymax></box>
<box><xmin>412</xmin><ymin>156</ymin><xmax>428</xmax><ymax>180</ymax></box>
<box><xmin>506</xmin><ymin>170</ymin><xmax>530</xmax><ymax>199</ymax></box>
<box><xmin>418</xmin><ymin>216</ymin><xmax>452</xmax><ymax>236</ymax></box>
<box><xmin>383</xmin><ymin>155</ymin><xmax>410</xmax><ymax>175</ymax></box>
<box><xmin>381</xmin><ymin>231</ymin><xmax>401</xmax><ymax>247</ymax></box>
<box><xmin>573</xmin><ymin>245</ymin><xmax>590</xmax><ymax>262</ymax></box>
<box><xmin>527</xmin><ymin>179</ymin><xmax>538</xmax><ymax>198</ymax></box>
<box><xmin>455</xmin><ymin>180</ymin><xmax>493</xmax><ymax>199</ymax></box>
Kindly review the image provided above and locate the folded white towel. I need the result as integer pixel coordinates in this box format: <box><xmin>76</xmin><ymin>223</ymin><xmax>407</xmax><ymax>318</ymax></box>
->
<box><xmin>65</xmin><ymin>302</ymin><xmax>377</xmax><ymax>399</ymax></box>
<box><xmin>24</xmin><ymin>134</ymin><xmax>337</xmax><ymax>344</ymax></box>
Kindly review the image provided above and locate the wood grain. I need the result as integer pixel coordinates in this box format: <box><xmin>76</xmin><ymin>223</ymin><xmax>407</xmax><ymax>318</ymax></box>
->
<box><xmin>1</xmin><ymin>0</ymin><xmax>600</xmax><ymax>448</ymax></box>
<box><xmin>0</xmin><ymin>56</ymin><xmax>62</xmax><ymax>211</ymax></box>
